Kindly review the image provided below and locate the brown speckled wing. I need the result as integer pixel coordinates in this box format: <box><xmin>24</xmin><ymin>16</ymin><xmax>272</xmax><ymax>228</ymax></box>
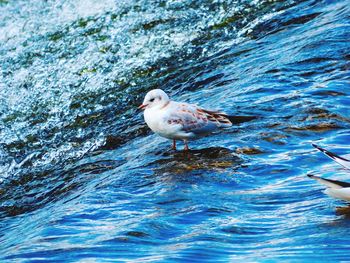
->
<box><xmin>167</xmin><ymin>104</ymin><xmax>231</xmax><ymax>135</ymax></box>
<box><xmin>196</xmin><ymin>108</ymin><xmax>232</xmax><ymax>127</ymax></box>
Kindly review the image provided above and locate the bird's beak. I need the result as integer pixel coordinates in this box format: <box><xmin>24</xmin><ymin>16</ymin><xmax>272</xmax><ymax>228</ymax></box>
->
<box><xmin>138</xmin><ymin>104</ymin><xmax>147</xmax><ymax>110</ymax></box>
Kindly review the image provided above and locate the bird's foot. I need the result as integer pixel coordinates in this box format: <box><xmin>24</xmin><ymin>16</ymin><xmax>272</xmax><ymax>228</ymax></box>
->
<box><xmin>172</xmin><ymin>139</ymin><xmax>177</xmax><ymax>150</ymax></box>
<box><xmin>183</xmin><ymin>141</ymin><xmax>189</xmax><ymax>151</ymax></box>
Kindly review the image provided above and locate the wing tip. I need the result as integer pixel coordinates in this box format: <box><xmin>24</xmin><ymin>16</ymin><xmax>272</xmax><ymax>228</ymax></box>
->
<box><xmin>312</xmin><ymin>143</ymin><xmax>350</xmax><ymax>164</ymax></box>
<box><xmin>312</xmin><ymin>143</ymin><xmax>323</xmax><ymax>151</ymax></box>
<box><xmin>307</xmin><ymin>173</ymin><xmax>315</xmax><ymax>179</ymax></box>
<box><xmin>307</xmin><ymin>173</ymin><xmax>350</xmax><ymax>188</ymax></box>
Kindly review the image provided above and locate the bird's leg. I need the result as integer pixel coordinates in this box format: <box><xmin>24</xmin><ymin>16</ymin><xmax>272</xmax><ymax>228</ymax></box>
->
<box><xmin>172</xmin><ymin>139</ymin><xmax>177</xmax><ymax>150</ymax></box>
<box><xmin>183</xmin><ymin>140</ymin><xmax>189</xmax><ymax>151</ymax></box>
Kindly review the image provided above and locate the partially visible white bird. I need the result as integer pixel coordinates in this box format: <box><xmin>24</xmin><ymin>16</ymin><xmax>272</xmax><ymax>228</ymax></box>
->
<box><xmin>308</xmin><ymin>144</ymin><xmax>350</xmax><ymax>201</ymax></box>
<box><xmin>312</xmin><ymin>144</ymin><xmax>350</xmax><ymax>170</ymax></box>
<box><xmin>138</xmin><ymin>89</ymin><xmax>232</xmax><ymax>150</ymax></box>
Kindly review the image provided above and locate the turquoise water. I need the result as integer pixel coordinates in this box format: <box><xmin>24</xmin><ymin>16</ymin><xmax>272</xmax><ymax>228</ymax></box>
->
<box><xmin>1</xmin><ymin>0</ymin><xmax>350</xmax><ymax>261</ymax></box>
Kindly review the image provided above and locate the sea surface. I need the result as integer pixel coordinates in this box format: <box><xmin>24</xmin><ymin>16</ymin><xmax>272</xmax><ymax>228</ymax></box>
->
<box><xmin>1</xmin><ymin>0</ymin><xmax>350</xmax><ymax>261</ymax></box>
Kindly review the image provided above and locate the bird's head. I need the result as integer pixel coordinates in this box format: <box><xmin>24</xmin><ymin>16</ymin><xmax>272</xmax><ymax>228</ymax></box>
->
<box><xmin>138</xmin><ymin>89</ymin><xmax>170</xmax><ymax>110</ymax></box>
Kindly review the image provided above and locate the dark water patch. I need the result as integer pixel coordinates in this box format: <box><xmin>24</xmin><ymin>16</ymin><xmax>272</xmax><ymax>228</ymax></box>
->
<box><xmin>150</xmin><ymin>147</ymin><xmax>242</xmax><ymax>176</ymax></box>
<box><xmin>235</xmin><ymin>147</ymin><xmax>264</xmax><ymax>155</ymax></box>
<box><xmin>282</xmin><ymin>11</ymin><xmax>322</xmax><ymax>26</ymax></box>
<box><xmin>0</xmin><ymin>159</ymin><xmax>123</xmax><ymax>218</ymax></box>
<box><xmin>310</xmin><ymin>90</ymin><xmax>346</xmax><ymax>97</ymax></box>
<box><xmin>285</xmin><ymin>123</ymin><xmax>343</xmax><ymax>132</ymax></box>
<box><xmin>205</xmin><ymin>206</ymin><xmax>233</xmax><ymax>215</ymax></box>
<box><xmin>125</xmin><ymin>231</ymin><xmax>150</xmax><ymax>238</ymax></box>
<box><xmin>244</xmin><ymin>1</ymin><xmax>322</xmax><ymax>39</ymax></box>
<box><xmin>260</xmin><ymin>132</ymin><xmax>288</xmax><ymax>145</ymax></box>
<box><xmin>157</xmin><ymin>198</ymin><xmax>189</xmax><ymax>206</ymax></box>
<box><xmin>221</xmin><ymin>225</ymin><xmax>270</xmax><ymax>236</ymax></box>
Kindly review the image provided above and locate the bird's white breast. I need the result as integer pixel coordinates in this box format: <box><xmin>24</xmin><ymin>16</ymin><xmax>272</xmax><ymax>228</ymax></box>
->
<box><xmin>144</xmin><ymin>108</ymin><xmax>163</xmax><ymax>133</ymax></box>
<box><xmin>143</xmin><ymin>104</ymin><xmax>192</xmax><ymax>140</ymax></box>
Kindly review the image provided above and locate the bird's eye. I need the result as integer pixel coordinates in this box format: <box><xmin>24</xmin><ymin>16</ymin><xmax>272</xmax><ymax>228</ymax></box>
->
<box><xmin>150</xmin><ymin>98</ymin><xmax>155</xmax><ymax>102</ymax></box>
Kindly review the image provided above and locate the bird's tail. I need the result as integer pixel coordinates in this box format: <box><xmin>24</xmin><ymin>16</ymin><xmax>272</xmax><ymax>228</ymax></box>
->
<box><xmin>227</xmin><ymin>115</ymin><xmax>257</xmax><ymax>125</ymax></box>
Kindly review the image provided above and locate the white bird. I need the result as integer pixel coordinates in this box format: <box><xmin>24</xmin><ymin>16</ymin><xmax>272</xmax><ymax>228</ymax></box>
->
<box><xmin>308</xmin><ymin>144</ymin><xmax>350</xmax><ymax>201</ymax></box>
<box><xmin>138</xmin><ymin>89</ymin><xmax>232</xmax><ymax>150</ymax></box>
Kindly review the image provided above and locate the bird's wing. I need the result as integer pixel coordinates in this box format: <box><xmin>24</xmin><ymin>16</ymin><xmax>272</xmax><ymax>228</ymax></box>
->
<box><xmin>307</xmin><ymin>174</ymin><xmax>350</xmax><ymax>201</ymax></box>
<box><xmin>307</xmin><ymin>174</ymin><xmax>350</xmax><ymax>189</ymax></box>
<box><xmin>196</xmin><ymin>108</ymin><xmax>232</xmax><ymax>128</ymax></box>
<box><xmin>167</xmin><ymin>103</ymin><xmax>231</xmax><ymax>135</ymax></box>
<box><xmin>312</xmin><ymin>144</ymin><xmax>350</xmax><ymax>170</ymax></box>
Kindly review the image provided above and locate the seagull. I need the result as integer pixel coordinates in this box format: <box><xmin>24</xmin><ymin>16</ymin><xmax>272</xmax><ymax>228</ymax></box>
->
<box><xmin>138</xmin><ymin>89</ymin><xmax>233</xmax><ymax>150</ymax></box>
<box><xmin>308</xmin><ymin>144</ymin><xmax>350</xmax><ymax>201</ymax></box>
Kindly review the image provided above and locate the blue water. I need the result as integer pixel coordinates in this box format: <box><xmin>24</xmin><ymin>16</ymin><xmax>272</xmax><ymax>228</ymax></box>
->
<box><xmin>1</xmin><ymin>0</ymin><xmax>350</xmax><ymax>261</ymax></box>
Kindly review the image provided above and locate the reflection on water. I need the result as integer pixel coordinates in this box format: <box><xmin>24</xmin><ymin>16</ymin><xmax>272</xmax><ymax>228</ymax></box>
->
<box><xmin>1</xmin><ymin>0</ymin><xmax>350</xmax><ymax>261</ymax></box>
